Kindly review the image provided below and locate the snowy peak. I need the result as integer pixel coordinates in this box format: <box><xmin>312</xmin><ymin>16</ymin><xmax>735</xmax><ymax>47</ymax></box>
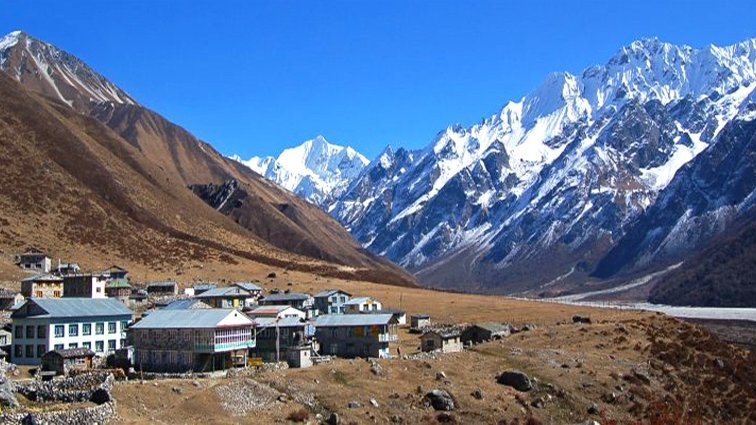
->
<box><xmin>0</xmin><ymin>30</ymin><xmax>136</xmax><ymax>110</ymax></box>
<box><xmin>233</xmin><ymin>136</ymin><xmax>369</xmax><ymax>207</ymax></box>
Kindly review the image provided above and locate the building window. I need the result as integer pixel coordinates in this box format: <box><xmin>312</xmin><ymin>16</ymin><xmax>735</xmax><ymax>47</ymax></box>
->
<box><xmin>82</xmin><ymin>342</ymin><xmax>91</xmax><ymax>349</ymax></box>
<box><xmin>36</xmin><ymin>345</ymin><xmax>45</xmax><ymax>358</ymax></box>
<box><xmin>68</xmin><ymin>343</ymin><xmax>78</xmax><ymax>349</ymax></box>
<box><xmin>53</xmin><ymin>290</ymin><xmax>61</xmax><ymax>297</ymax></box>
<box><xmin>95</xmin><ymin>323</ymin><xmax>104</xmax><ymax>335</ymax></box>
<box><xmin>54</xmin><ymin>325</ymin><xmax>64</xmax><ymax>338</ymax></box>
<box><xmin>13</xmin><ymin>345</ymin><xmax>22</xmax><ymax>358</ymax></box>
<box><xmin>95</xmin><ymin>341</ymin><xmax>104</xmax><ymax>353</ymax></box>
<box><xmin>54</xmin><ymin>344</ymin><xmax>64</xmax><ymax>350</ymax></box>
<box><xmin>96</xmin><ymin>287</ymin><xmax>102</xmax><ymax>293</ymax></box>
<box><xmin>108</xmin><ymin>322</ymin><xmax>116</xmax><ymax>334</ymax></box>
<box><xmin>25</xmin><ymin>326</ymin><xmax>35</xmax><ymax>339</ymax></box>
<box><xmin>121</xmin><ymin>320</ymin><xmax>128</xmax><ymax>331</ymax></box>
<box><xmin>83</xmin><ymin>323</ymin><xmax>92</xmax><ymax>336</ymax></box>
<box><xmin>69</xmin><ymin>324</ymin><xmax>79</xmax><ymax>337</ymax></box>
<box><xmin>37</xmin><ymin>325</ymin><xmax>46</xmax><ymax>338</ymax></box>
<box><xmin>14</xmin><ymin>326</ymin><xmax>22</xmax><ymax>339</ymax></box>
<box><xmin>107</xmin><ymin>340</ymin><xmax>116</xmax><ymax>351</ymax></box>
<box><xmin>25</xmin><ymin>345</ymin><xmax>33</xmax><ymax>358</ymax></box>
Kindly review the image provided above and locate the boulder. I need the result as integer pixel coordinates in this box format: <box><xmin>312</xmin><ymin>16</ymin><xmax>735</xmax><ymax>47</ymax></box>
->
<box><xmin>496</xmin><ymin>371</ymin><xmax>532</xmax><ymax>392</ymax></box>
<box><xmin>347</xmin><ymin>400</ymin><xmax>361</xmax><ymax>409</ymax></box>
<box><xmin>89</xmin><ymin>387</ymin><xmax>112</xmax><ymax>405</ymax></box>
<box><xmin>326</xmin><ymin>412</ymin><xmax>340</xmax><ymax>425</ymax></box>
<box><xmin>424</xmin><ymin>389</ymin><xmax>455</xmax><ymax>411</ymax></box>
<box><xmin>0</xmin><ymin>377</ymin><xmax>18</xmax><ymax>408</ymax></box>
<box><xmin>587</xmin><ymin>402</ymin><xmax>600</xmax><ymax>415</ymax></box>
<box><xmin>435</xmin><ymin>371</ymin><xmax>447</xmax><ymax>381</ymax></box>
<box><xmin>572</xmin><ymin>315</ymin><xmax>592</xmax><ymax>324</ymax></box>
<box><xmin>471</xmin><ymin>387</ymin><xmax>484</xmax><ymax>400</ymax></box>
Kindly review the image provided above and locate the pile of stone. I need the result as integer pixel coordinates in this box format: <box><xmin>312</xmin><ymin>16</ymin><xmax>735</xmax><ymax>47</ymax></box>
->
<box><xmin>215</xmin><ymin>379</ymin><xmax>283</xmax><ymax>415</ymax></box>
<box><xmin>16</xmin><ymin>371</ymin><xmax>114</xmax><ymax>403</ymax></box>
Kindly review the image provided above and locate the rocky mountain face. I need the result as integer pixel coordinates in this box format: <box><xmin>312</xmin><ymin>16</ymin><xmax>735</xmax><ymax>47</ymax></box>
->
<box><xmin>233</xmin><ymin>136</ymin><xmax>369</xmax><ymax>207</ymax></box>
<box><xmin>330</xmin><ymin>37</ymin><xmax>756</xmax><ymax>295</ymax></box>
<box><xmin>0</xmin><ymin>31</ymin><xmax>415</xmax><ymax>287</ymax></box>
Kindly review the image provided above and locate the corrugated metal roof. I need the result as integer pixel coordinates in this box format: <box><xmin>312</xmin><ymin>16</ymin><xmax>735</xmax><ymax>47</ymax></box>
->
<box><xmin>234</xmin><ymin>282</ymin><xmax>262</xmax><ymax>292</ymax></box>
<box><xmin>261</xmin><ymin>293</ymin><xmax>311</xmax><ymax>302</ymax></box>
<box><xmin>162</xmin><ymin>299</ymin><xmax>210</xmax><ymax>310</ymax></box>
<box><xmin>254</xmin><ymin>317</ymin><xmax>306</xmax><ymax>328</ymax></box>
<box><xmin>106</xmin><ymin>278</ymin><xmax>131</xmax><ymax>289</ymax></box>
<box><xmin>21</xmin><ymin>274</ymin><xmax>62</xmax><ymax>283</ymax></box>
<box><xmin>146</xmin><ymin>281</ymin><xmax>177</xmax><ymax>288</ymax></box>
<box><xmin>13</xmin><ymin>298</ymin><xmax>133</xmax><ymax>319</ymax></box>
<box><xmin>313</xmin><ymin>289</ymin><xmax>351</xmax><ymax>298</ymax></box>
<box><xmin>344</xmin><ymin>296</ymin><xmax>375</xmax><ymax>305</ymax></box>
<box><xmin>131</xmin><ymin>309</ymin><xmax>252</xmax><ymax>329</ymax></box>
<box><xmin>196</xmin><ymin>286</ymin><xmax>253</xmax><ymax>298</ymax></box>
<box><xmin>248</xmin><ymin>305</ymin><xmax>293</xmax><ymax>313</ymax></box>
<box><xmin>315</xmin><ymin>314</ymin><xmax>393</xmax><ymax>327</ymax></box>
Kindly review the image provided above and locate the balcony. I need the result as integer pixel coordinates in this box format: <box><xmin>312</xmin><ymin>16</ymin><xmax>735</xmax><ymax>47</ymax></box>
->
<box><xmin>194</xmin><ymin>339</ymin><xmax>256</xmax><ymax>353</ymax></box>
<box><xmin>378</xmin><ymin>333</ymin><xmax>398</xmax><ymax>343</ymax></box>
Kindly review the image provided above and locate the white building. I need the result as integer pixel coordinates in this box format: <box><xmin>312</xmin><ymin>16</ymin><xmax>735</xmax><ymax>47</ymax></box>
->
<box><xmin>17</xmin><ymin>250</ymin><xmax>51</xmax><ymax>273</ymax></box>
<box><xmin>63</xmin><ymin>274</ymin><xmax>107</xmax><ymax>298</ymax></box>
<box><xmin>10</xmin><ymin>298</ymin><xmax>133</xmax><ymax>365</ymax></box>
<box><xmin>344</xmin><ymin>297</ymin><xmax>382</xmax><ymax>313</ymax></box>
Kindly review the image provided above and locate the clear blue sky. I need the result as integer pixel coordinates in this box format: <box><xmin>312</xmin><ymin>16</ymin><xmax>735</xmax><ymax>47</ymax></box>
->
<box><xmin>2</xmin><ymin>1</ymin><xmax>754</xmax><ymax>159</ymax></box>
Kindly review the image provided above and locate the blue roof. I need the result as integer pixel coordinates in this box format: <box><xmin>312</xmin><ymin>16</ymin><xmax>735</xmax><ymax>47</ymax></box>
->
<box><xmin>196</xmin><ymin>286</ymin><xmax>255</xmax><ymax>298</ymax></box>
<box><xmin>344</xmin><ymin>296</ymin><xmax>376</xmax><ymax>305</ymax></box>
<box><xmin>315</xmin><ymin>314</ymin><xmax>393</xmax><ymax>327</ymax></box>
<box><xmin>21</xmin><ymin>274</ymin><xmax>62</xmax><ymax>283</ymax></box>
<box><xmin>131</xmin><ymin>309</ymin><xmax>252</xmax><ymax>329</ymax></box>
<box><xmin>234</xmin><ymin>282</ymin><xmax>262</xmax><ymax>292</ymax></box>
<box><xmin>162</xmin><ymin>299</ymin><xmax>210</xmax><ymax>310</ymax></box>
<box><xmin>314</xmin><ymin>289</ymin><xmax>351</xmax><ymax>298</ymax></box>
<box><xmin>261</xmin><ymin>293</ymin><xmax>311</xmax><ymax>302</ymax></box>
<box><xmin>12</xmin><ymin>298</ymin><xmax>133</xmax><ymax>319</ymax></box>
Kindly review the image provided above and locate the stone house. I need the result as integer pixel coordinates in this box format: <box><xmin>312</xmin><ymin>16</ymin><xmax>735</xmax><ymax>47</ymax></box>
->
<box><xmin>130</xmin><ymin>309</ymin><xmax>255</xmax><ymax>372</ymax></box>
<box><xmin>10</xmin><ymin>298</ymin><xmax>133</xmax><ymax>365</ymax></box>
<box><xmin>421</xmin><ymin>328</ymin><xmax>463</xmax><ymax>353</ymax></box>
<box><xmin>252</xmin><ymin>316</ymin><xmax>314</xmax><ymax>363</ymax></box>
<box><xmin>0</xmin><ymin>289</ymin><xmax>22</xmax><ymax>310</ymax></box>
<box><xmin>313</xmin><ymin>289</ymin><xmax>351</xmax><ymax>315</ymax></box>
<box><xmin>41</xmin><ymin>347</ymin><xmax>95</xmax><ymax>375</ymax></box>
<box><xmin>17</xmin><ymin>249</ymin><xmax>51</xmax><ymax>272</ymax></box>
<box><xmin>410</xmin><ymin>314</ymin><xmax>431</xmax><ymax>330</ymax></box>
<box><xmin>105</xmin><ymin>279</ymin><xmax>132</xmax><ymax>302</ymax></box>
<box><xmin>63</xmin><ymin>274</ymin><xmax>107</xmax><ymax>298</ymax></box>
<box><xmin>314</xmin><ymin>314</ymin><xmax>397</xmax><ymax>359</ymax></box>
<box><xmin>196</xmin><ymin>285</ymin><xmax>257</xmax><ymax>309</ymax></box>
<box><xmin>21</xmin><ymin>274</ymin><xmax>64</xmax><ymax>299</ymax></box>
<box><xmin>461</xmin><ymin>323</ymin><xmax>512</xmax><ymax>345</ymax></box>
<box><xmin>145</xmin><ymin>281</ymin><xmax>179</xmax><ymax>298</ymax></box>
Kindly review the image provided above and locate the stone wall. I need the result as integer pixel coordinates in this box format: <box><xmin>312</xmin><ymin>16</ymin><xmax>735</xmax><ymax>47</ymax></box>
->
<box><xmin>0</xmin><ymin>400</ymin><xmax>116</xmax><ymax>425</ymax></box>
<box><xmin>16</xmin><ymin>371</ymin><xmax>114</xmax><ymax>403</ymax></box>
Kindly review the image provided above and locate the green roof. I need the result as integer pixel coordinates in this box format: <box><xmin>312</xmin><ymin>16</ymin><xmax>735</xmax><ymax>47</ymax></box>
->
<box><xmin>106</xmin><ymin>278</ymin><xmax>131</xmax><ymax>289</ymax></box>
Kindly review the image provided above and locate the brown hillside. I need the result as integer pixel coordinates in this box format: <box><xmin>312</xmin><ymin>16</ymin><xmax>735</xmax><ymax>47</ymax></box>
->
<box><xmin>0</xmin><ymin>72</ymin><xmax>412</xmax><ymax>285</ymax></box>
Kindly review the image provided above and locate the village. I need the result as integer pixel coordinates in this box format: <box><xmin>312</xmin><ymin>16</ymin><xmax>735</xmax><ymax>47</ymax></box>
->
<box><xmin>0</xmin><ymin>249</ymin><xmax>558</xmax><ymax>424</ymax></box>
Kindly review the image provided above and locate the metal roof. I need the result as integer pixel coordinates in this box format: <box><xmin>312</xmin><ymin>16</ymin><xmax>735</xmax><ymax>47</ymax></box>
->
<box><xmin>196</xmin><ymin>286</ymin><xmax>254</xmax><ymax>298</ymax></box>
<box><xmin>12</xmin><ymin>298</ymin><xmax>133</xmax><ymax>319</ymax></box>
<box><xmin>162</xmin><ymin>299</ymin><xmax>211</xmax><ymax>310</ymax></box>
<box><xmin>315</xmin><ymin>313</ymin><xmax>393</xmax><ymax>327</ymax></box>
<box><xmin>344</xmin><ymin>296</ymin><xmax>376</xmax><ymax>305</ymax></box>
<box><xmin>130</xmin><ymin>309</ymin><xmax>252</xmax><ymax>329</ymax></box>
<box><xmin>234</xmin><ymin>282</ymin><xmax>262</xmax><ymax>292</ymax></box>
<box><xmin>106</xmin><ymin>278</ymin><xmax>131</xmax><ymax>289</ymax></box>
<box><xmin>45</xmin><ymin>347</ymin><xmax>95</xmax><ymax>358</ymax></box>
<box><xmin>248</xmin><ymin>305</ymin><xmax>297</xmax><ymax>314</ymax></box>
<box><xmin>471</xmin><ymin>322</ymin><xmax>512</xmax><ymax>334</ymax></box>
<box><xmin>313</xmin><ymin>289</ymin><xmax>351</xmax><ymax>298</ymax></box>
<box><xmin>261</xmin><ymin>293</ymin><xmax>311</xmax><ymax>302</ymax></box>
<box><xmin>146</xmin><ymin>281</ymin><xmax>177</xmax><ymax>288</ymax></box>
<box><xmin>254</xmin><ymin>317</ymin><xmax>307</xmax><ymax>328</ymax></box>
<box><xmin>21</xmin><ymin>274</ymin><xmax>62</xmax><ymax>283</ymax></box>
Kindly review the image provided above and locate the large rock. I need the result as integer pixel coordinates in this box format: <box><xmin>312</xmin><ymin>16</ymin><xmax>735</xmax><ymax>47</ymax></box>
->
<box><xmin>424</xmin><ymin>389</ymin><xmax>456</xmax><ymax>411</ymax></box>
<box><xmin>496</xmin><ymin>370</ymin><xmax>532</xmax><ymax>391</ymax></box>
<box><xmin>0</xmin><ymin>377</ymin><xmax>18</xmax><ymax>408</ymax></box>
<box><xmin>89</xmin><ymin>387</ymin><xmax>111</xmax><ymax>405</ymax></box>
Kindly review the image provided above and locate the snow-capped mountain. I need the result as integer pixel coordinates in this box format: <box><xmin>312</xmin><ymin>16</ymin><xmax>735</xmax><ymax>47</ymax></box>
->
<box><xmin>233</xmin><ymin>135</ymin><xmax>369</xmax><ymax>207</ymax></box>
<box><xmin>0</xmin><ymin>30</ymin><xmax>135</xmax><ymax>110</ymax></box>
<box><xmin>331</xmin><ymin>37</ymin><xmax>756</xmax><ymax>294</ymax></box>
